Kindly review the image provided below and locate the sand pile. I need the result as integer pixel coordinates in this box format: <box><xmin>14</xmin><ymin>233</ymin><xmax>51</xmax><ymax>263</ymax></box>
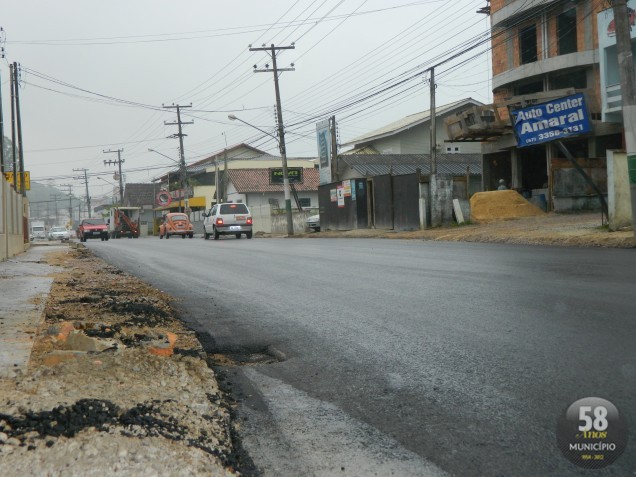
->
<box><xmin>470</xmin><ymin>190</ymin><xmax>544</xmax><ymax>222</ymax></box>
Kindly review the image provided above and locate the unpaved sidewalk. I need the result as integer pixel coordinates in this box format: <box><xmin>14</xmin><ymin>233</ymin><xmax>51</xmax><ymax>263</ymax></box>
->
<box><xmin>306</xmin><ymin>213</ymin><xmax>635</xmax><ymax>248</ymax></box>
<box><xmin>0</xmin><ymin>244</ymin><xmax>239</xmax><ymax>476</ymax></box>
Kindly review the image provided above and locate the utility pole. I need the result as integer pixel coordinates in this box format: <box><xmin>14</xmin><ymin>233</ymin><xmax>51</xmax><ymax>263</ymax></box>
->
<box><xmin>0</xmin><ymin>67</ymin><xmax>5</xmax><ymax>174</ymax></box>
<box><xmin>73</xmin><ymin>168</ymin><xmax>91</xmax><ymax>218</ymax></box>
<box><xmin>163</xmin><ymin>104</ymin><xmax>193</xmax><ymax>213</ymax></box>
<box><xmin>103</xmin><ymin>149</ymin><xmax>124</xmax><ymax>204</ymax></box>
<box><xmin>60</xmin><ymin>184</ymin><xmax>73</xmax><ymax>227</ymax></box>
<box><xmin>251</xmin><ymin>43</ymin><xmax>295</xmax><ymax>236</ymax></box>
<box><xmin>429</xmin><ymin>67</ymin><xmax>437</xmax><ymax>176</ymax></box>
<box><xmin>13</xmin><ymin>62</ymin><xmax>25</xmax><ymax>196</ymax></box>
<box><xmin>9</xmin><ymin>63</ymin><xmax>17</xmax><ymax>190</ymax></box>
<box><xmin>612</xmin><ymin>0</ymin><xmax>636</xmax><ymax>236</ymax></box>
<box><xmin>50</xmin><ymin>194</ymin><xmax>61</xmax><ymax>225</ymax></box>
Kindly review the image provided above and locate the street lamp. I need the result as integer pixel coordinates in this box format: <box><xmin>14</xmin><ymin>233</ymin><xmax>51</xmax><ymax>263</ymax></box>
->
<box><xmin>228</xmin><ymin>114</ymin><xmax>294</xmax><ymax>236</ymax></box>
<box><xmin>148</xmin><ymin>148</ymin><xmax>188</xmax><ymax>213</ymax></box>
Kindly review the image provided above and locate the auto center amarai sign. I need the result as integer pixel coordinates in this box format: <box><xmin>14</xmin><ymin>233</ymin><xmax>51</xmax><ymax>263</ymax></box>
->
<box><xmin>511</xmin><ymin>93</ymin><xmax>591</xmax><ymax>147</ymax></box>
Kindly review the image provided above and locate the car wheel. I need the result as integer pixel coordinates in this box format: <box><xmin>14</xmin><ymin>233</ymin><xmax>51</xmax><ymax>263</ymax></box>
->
<box><xmin>246</xmin><ymin>231</ymin><xmax>253</xmax><ymax>239</ymax></box>
<box><xmin>101</xmin><ymin>237</ymin><xmax>105</xmax><ymax>241</ymax></box>
<box><xmin>236</xmin><ymin>233</ymin><xmax>241</xmax><ymax>239</ymax></box>
<box><xmin>182</xmin><ymin>234</ymin><xmax>186</xmax><ymax>239</ymax></box>
<box><xmin>213</xmin><ymin>227</ymin><xmax>220</xmax><ymax>240</ymax></box>
<box><xmin>189</xmin><ymin>233</ymin><xmax>193</xmax><ymax>238</ymax></box>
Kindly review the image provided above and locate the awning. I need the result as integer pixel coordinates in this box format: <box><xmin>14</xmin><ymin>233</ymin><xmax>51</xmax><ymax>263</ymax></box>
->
<box><xmin>154</xmin><ymin>196</ymin><xmax>207</xmax><ymax>211</ymax></box>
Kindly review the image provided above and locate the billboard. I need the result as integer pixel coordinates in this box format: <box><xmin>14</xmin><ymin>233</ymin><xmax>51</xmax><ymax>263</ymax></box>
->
<box><xmin>316</xmin><ymin>119</ymin><xmax>332</xmax><ymax>185</ymax></box>
<box><xmin>510</xmin><ymin>93</ymin><xmax>591</xmax><ymax>148</ymax></box>
<box><xmin>269</xmin><ymin>167</ymin><xmax>304</xmax><ymax>184</ymax></box>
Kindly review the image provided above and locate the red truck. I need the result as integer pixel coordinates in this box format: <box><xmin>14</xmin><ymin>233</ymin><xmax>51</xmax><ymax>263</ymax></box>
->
<box><xmin>78</xmin><ymin>218</ymin><xmax>109</xmax><ymax>242</ymax></box>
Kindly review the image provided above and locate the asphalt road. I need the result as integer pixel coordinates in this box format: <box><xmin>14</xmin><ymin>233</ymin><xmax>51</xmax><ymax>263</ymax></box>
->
<box><xmin>87</xmin><ymin>236</ymin><xmax>636</xmax><ymax>476</ymax></box>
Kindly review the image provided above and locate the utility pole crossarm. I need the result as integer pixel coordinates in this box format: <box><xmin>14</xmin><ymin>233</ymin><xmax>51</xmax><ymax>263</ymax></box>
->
<box><xmin>162</xmin><ymin>103</ymin><xmax>193</xmax><ymax>213</ymax></box>
<box><xmin>103</xmin><ymin>149</ymin><xmax>125</xmax><ymax>204</ymax></box>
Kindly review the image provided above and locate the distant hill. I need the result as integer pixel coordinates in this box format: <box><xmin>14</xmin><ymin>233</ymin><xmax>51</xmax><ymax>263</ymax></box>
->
<box><xmin>26</xmin><ymin>182</ymin><xmax>82</xmax><ymax>224</ymax></box>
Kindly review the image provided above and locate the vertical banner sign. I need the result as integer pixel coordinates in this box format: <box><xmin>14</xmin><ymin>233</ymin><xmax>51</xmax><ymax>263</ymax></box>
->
<box><xmin>330</xmin><ymin>189</ymin><xmax>337</xmax><ymax>202</ymax></box>
<box><xmin>511</xmin><ymin>93</ymin><xmax>591</xmax><ymax>147</ymax></box>
<box><xmin>316</xmin><ymin>119</ymin><xmax>332</xmax><ymax>185</ymax></box>
<box><xmin>337</xmin><ymin>185</ymin><xmax>345</xmax><ymax>208</ymax></box>
<box><xmin>342</xmin><ymin>180</ymin><xmax>352</xmax><ymax>197</ymax></box>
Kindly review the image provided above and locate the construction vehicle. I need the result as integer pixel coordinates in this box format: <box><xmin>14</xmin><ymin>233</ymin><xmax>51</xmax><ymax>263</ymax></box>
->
<box><xmin>108</xmin><ymin>207</ymin><xmax>141</xmax><ymax>239</ymax></box>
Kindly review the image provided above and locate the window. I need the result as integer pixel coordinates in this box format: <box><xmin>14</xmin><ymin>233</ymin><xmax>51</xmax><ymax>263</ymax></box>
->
<box><xmin>220</xmin><ymin>203</ymin><xmax>249</xmax><ymax>214</ymax></box>
<box><xmin>516</xmin><ymin>80</ymin><xmax>544</xmax><ymax>95</ymax></box>
<box><xmin>519</xmin><ymin>25</ymin><xmax>538</xmax><ymax>64</ymax></box>
<box><xmin>558</xmin><ymin>8</ymin><xmax>577</xmax><ymax>55</ymax></box>
<box><xmin>299</xmin><ymin>198</ymin><xmax>311</xmax><ymax>208</ymax></box>
<box><xmin>551</xmin><ymin>70</ymin><xmax>587</xmax><ymax>90</ymax></box>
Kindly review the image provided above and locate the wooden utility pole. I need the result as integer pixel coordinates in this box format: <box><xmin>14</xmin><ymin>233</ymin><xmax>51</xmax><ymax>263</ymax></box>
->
<box><xmin>251</xmin><ymin>43</ymin><xmax>295</xmax><ymax>236</ymax></box>
<box><xmin>429</xmin><ymin>67</ymin><xmax>437</xmax><ymax>176</ymax></box>
<box><xmin>163</xmin><ymin>104</ymin><xmax>193</xmax><ymax>213</ymax></box>
<box><xmin>0</xmin><ymin>68</ymin><xmax>5</xmax><ymax>174</ymax></box>
<box><xmin>612</xmin><ymin>0</ymin><xmax>636</xmax><ymax>236</ymax></box>
<box><xmin>9</xmin><ymin>63</ymin><xmax>17</xmax><ymax>190</ymax></box>
<box><xmin>73</xmin><ymin>168</ymin><xmax>91</xmax><ymax>218</ymax></box>
<box><xmin>103</xmin><ymin>149</ymin><xmax>124</xmax><ymax>204</ymax></box>
<box><xmin>13</xmin><ymin>62</ymin><xmax>25</xmax><ymax>196</ymax></box>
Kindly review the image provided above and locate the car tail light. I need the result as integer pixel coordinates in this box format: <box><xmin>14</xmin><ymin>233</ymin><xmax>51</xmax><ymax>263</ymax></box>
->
<box><xmin>216</xmin><ymin>218</ymin><xmax>224</xmax><ymax>225</ymax></box>
<box><xmin>246</xmin><ymin>217</ymin><xmax>252</xmax><ymax>225</ymax></box>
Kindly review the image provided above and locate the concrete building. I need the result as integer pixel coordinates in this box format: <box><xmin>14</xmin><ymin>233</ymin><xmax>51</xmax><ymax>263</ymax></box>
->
<box><xmin>225</xmin><ymin>168</ymin><xmax>319</xmax><ymax>210</ymax></box>
<box><xmin>478</xmin><ymin>0</ymin><xmax>624</xmax><ymax>211</ymax></box>
<box><xmin>341</xmin><ymin>98</ymin><xmax>485</xmax><ymax>155</ymax></box>
<box><xmin>154</xmin><ymin>143</ymin><xmax>317</xmax><ymax>218</ymax></box>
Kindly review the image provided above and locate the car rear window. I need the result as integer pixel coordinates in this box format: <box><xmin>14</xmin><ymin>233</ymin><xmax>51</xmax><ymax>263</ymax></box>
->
<box><xmin>171</xmin><ymin>214</ymin><xmax>188</xmax><ymax>221</ymax></box>
<box><xmin>51</xmin><ymin>227</ymin><xmax>66</xmax><ymax>232</ymax></box>
<box><xmin>220</xmin><ymin>204</ymin><xmax>249</xmax><ymax>214</ymax></box>
<box><xmin>83</xmin><ymin>219</ymin><xmax>105</xmax><ymax>225</ymax></box>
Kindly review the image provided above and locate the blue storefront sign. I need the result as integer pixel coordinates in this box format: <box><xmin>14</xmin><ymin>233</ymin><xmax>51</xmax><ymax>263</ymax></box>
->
<box><xmin>511</xmin><ymin>93</ymin><xmax>591</xmax><ymax>147</ymax></box>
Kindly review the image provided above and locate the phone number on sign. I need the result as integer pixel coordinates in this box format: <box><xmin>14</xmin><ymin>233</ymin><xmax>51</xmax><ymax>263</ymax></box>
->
<box><xmin>536</xmin><ymin>125</ymin><xmax>584</xmax><ymax>141</ymax></box>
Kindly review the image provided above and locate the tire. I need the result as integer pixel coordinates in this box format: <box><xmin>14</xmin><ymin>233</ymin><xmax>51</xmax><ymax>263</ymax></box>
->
<box><xmin>213</xmin><ymin>227</ymin><xmax>220</xmax><ymax>240</ymax></box>
<box><xmin>236</xmin><ymin>233</ymin><xmax>241</xmax><ymax>239</ymax></box>
<box><xmin>246</xmin><ymin>231</ymin><xmax>253</xmax><ymax>239</ymax></box>
<box><xmin>188</xmin><ymin>233</ymin><xmax>193</xmax><ymax>239</ymax></box>
<box><xmin>101</xmin><ymin>237</ymin><xmax>105</xmax><ymax>241</ymax></box>
<box><xmin>105</xmin><ymin>235</ymin><xmax>109</xmax><ymax>241</ymax></box>
<box><xmin>204</xmin><ymin>231</ymin><xmax>209</xmax><ymax>240</ymax></box>
<box><xmin>181</xmin><ymin>234</ymin><xmax>185</xmax><ymax>239</ymax></box>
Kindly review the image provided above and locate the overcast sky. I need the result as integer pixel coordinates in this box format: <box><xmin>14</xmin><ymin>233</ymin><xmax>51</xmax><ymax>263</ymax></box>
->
<box><xmin>2</xmin><ymin>0</ymin><xmax>492</xmax><ymax>202</ymax></box>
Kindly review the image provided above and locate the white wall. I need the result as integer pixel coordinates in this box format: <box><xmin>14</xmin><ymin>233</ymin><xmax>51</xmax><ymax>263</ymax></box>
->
<box><xmin>1</xmin><ymin>177</ymin><xmax>28</xmax><ymax>261</ymax></box>
<box><xmin>607</xmin><ymin>150</ymin><xmax>633</xmax><ymax>231</ymax></box>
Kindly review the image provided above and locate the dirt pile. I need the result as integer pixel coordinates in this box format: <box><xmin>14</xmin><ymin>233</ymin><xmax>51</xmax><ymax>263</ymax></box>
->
<box><xmin>470</xmin><ymin>190</ymin><xmax>544</xmax><ymax>222</ymax></box>
<box><xmin>0</xmin><ymin>245</ymin><xmax>239</xmax><ymax>476</ymax></box>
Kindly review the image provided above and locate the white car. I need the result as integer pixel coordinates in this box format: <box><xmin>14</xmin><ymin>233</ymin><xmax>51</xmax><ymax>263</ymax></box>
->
<box><xmin>306</xmin><ymin>214</ymin><xmax>320</xmax><ymax>232</ymax></box>
<box><xmin>48</xmin><ymin>226</ymin><xmax>71</xmax><ymax>242</ymax></box>
<box><xmin>203</xmin><ymin>203</ymin><xmax>253</xmax><ymax>240</ymax></box>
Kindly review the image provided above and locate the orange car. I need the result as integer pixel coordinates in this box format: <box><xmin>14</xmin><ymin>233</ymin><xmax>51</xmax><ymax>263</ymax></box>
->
<box><xmin>159</xmin><ymin>213</ymin><xmax>194</xmax><ymax>239</ymax></box>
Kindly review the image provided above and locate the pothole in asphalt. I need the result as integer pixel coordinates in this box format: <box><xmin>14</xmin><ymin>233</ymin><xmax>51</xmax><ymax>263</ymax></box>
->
<box><xmin>207</xmin><ymin>345</ymin><xmax>286</xmax><ymax>367</ymax></box>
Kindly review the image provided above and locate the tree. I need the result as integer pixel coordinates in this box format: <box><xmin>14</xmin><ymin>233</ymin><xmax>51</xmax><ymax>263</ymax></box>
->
<box><xmin>2</xmin><ymin>136</ymin><xmax>14</xmax><ymax>169</ymax></box>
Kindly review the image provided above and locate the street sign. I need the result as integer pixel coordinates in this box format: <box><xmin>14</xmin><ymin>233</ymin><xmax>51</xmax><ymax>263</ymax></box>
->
<box><xmin>3</xmin><ymin>171</ymin><xmax>31</xmax><ymax>190</ymax></box>
<box><xmin>510</xmin><ymin>93</ymin><xmax>591</xmax><ymax>148</ymax></box>
<box><xmin>269</xmin><ymin>167</ymin><xmax>304</xmax><ymax>184</ymax></box>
